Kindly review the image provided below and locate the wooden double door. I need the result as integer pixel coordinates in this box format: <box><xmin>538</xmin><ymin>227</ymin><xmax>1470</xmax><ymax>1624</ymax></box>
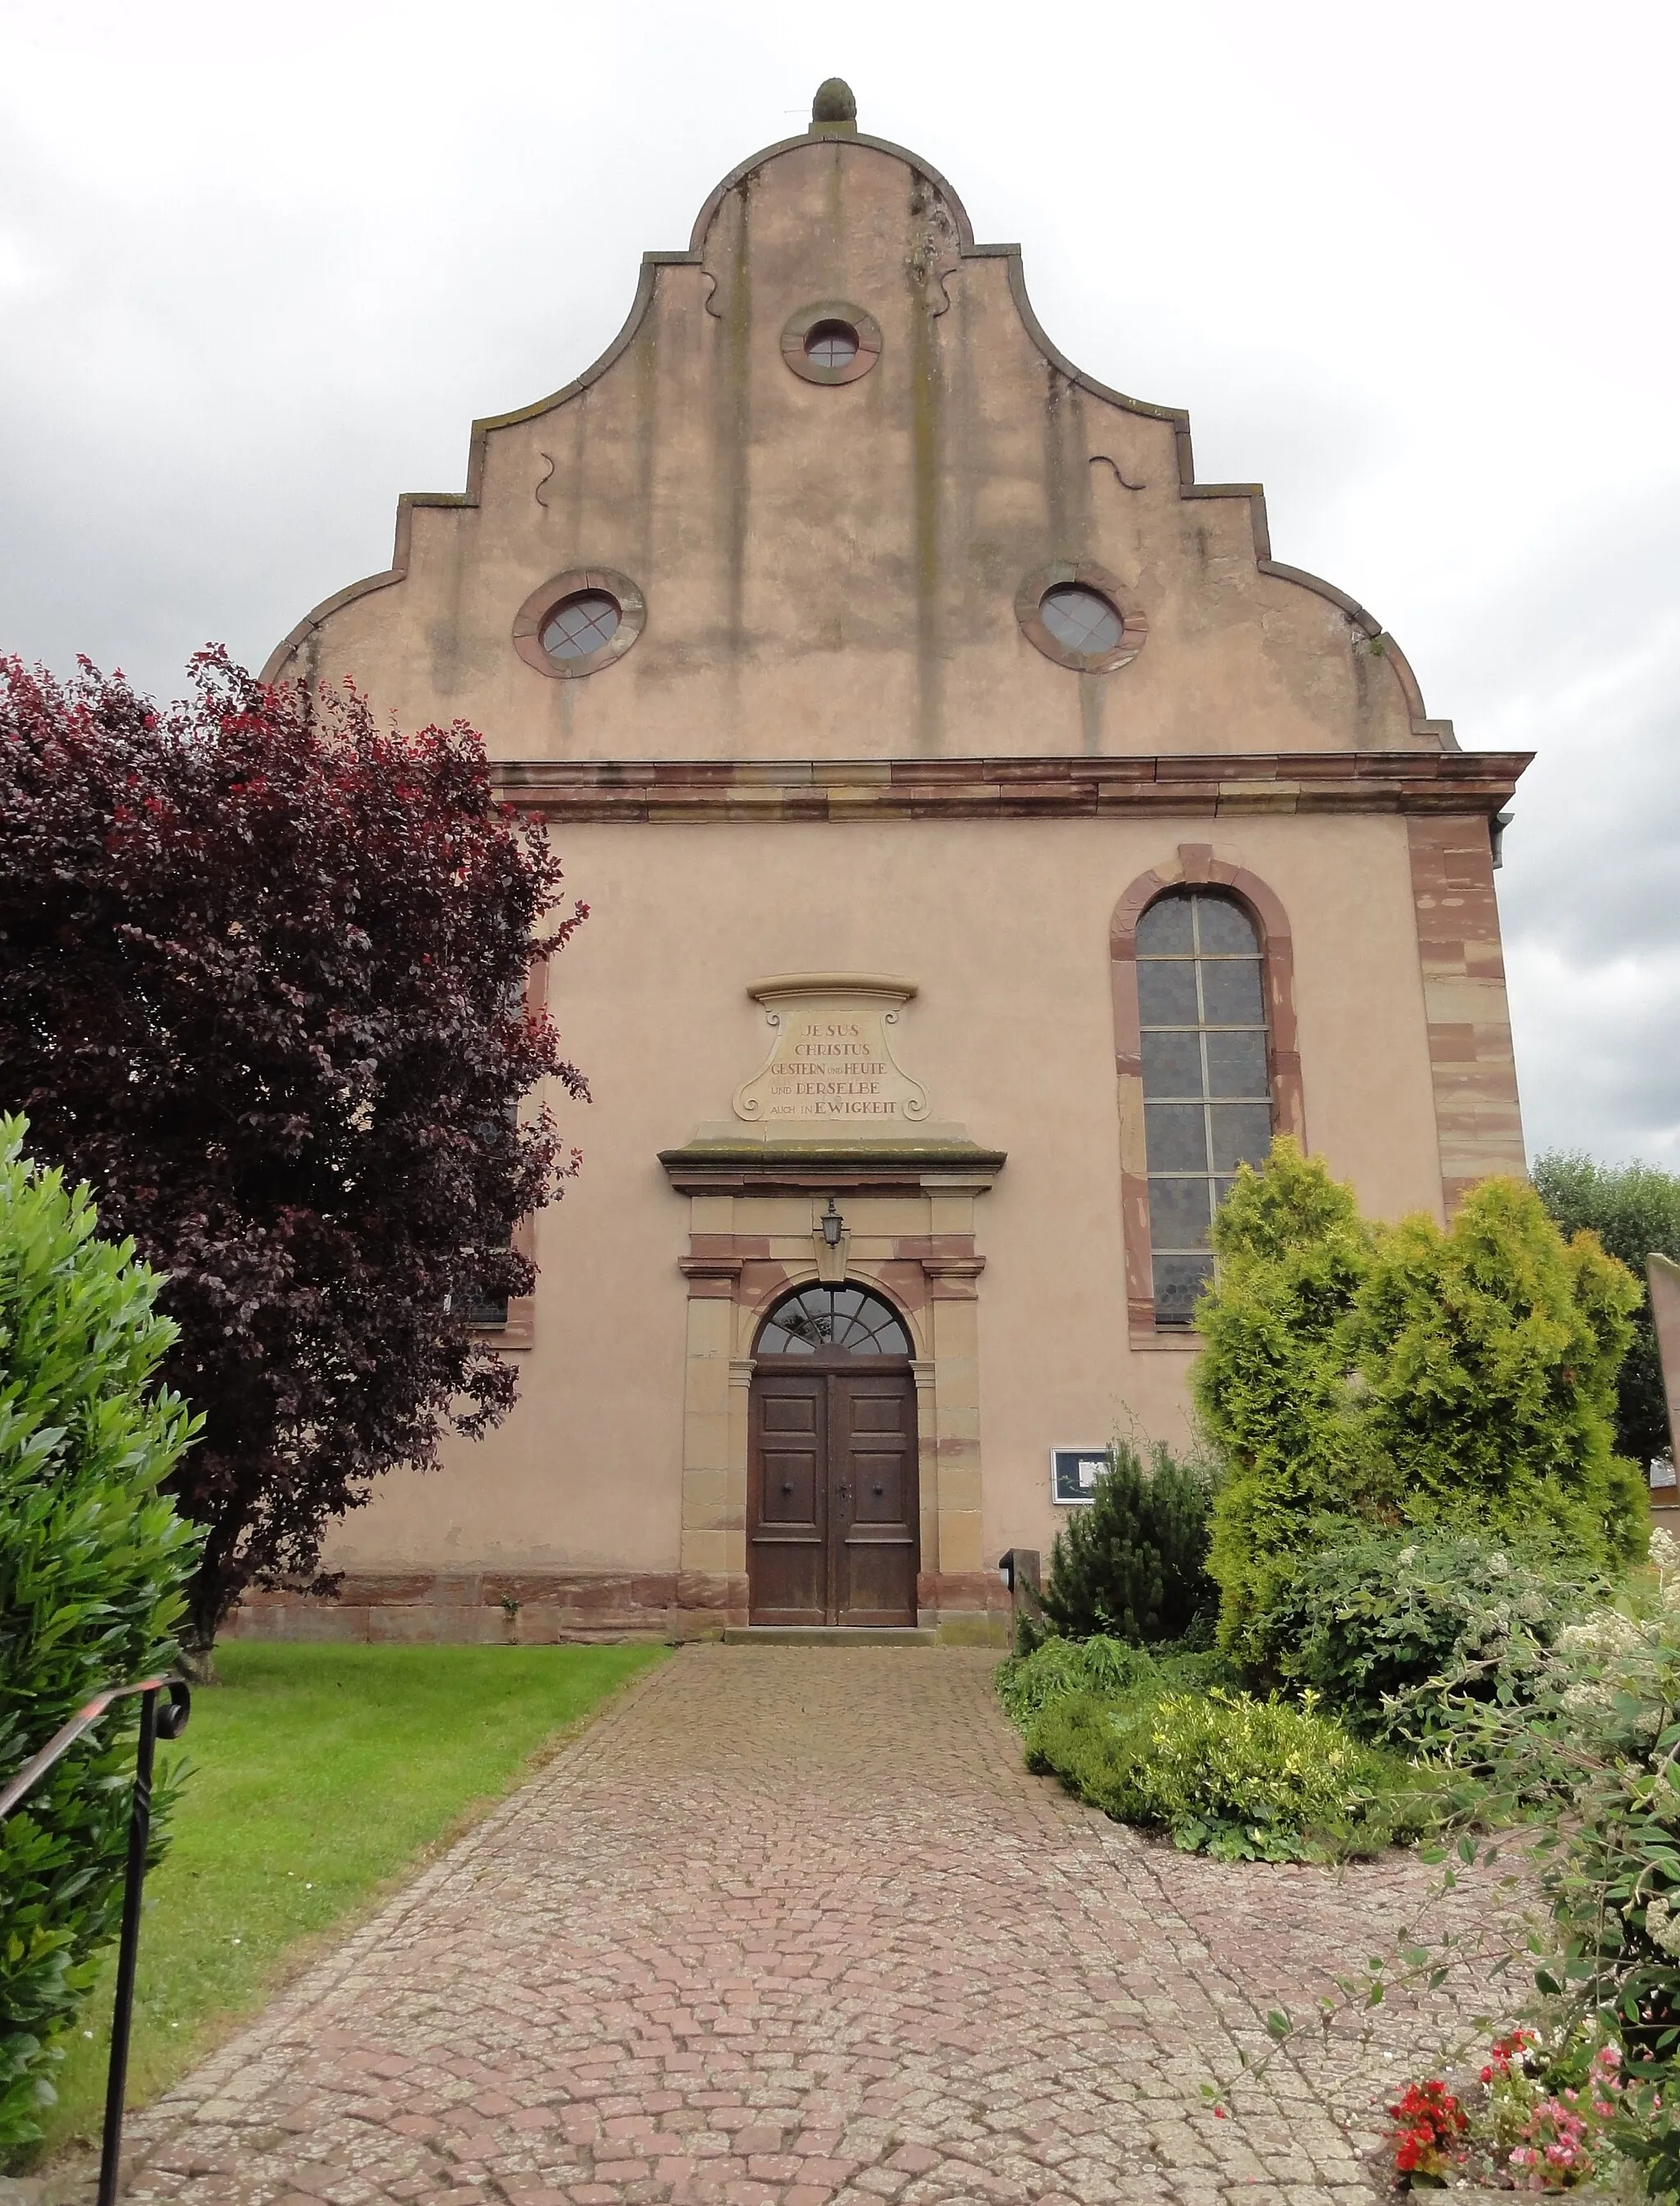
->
<box><xmin>747</xmin><ymin>1359</ymin><xmax>919</xmax><ymax>1627</ymax></box>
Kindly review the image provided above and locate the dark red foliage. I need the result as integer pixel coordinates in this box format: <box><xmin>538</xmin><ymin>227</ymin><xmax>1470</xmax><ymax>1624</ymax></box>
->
<box><xmin>0</xmin><ymin>647</ymin><xmax>586</xmax><ymax>1649</ymax></box>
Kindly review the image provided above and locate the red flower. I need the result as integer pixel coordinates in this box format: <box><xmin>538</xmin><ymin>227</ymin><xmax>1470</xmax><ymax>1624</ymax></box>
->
<box><xmin>1387</xmin><ymin>2080</ymin><xmax>1468</xmax><ymax>2182</ymax></box>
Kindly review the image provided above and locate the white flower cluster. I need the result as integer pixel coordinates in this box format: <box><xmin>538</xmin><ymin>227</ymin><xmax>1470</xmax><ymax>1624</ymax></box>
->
<box><xmin>1561</xmin><ymin>1680</ymin><xmax>1612</xmax><ymax>1714</ymax></box>
<box><xmin>1651</xmin><ymin>1526</ymin><xmax>1680</xmax><ymax>1610</ymax></box>
<box><xmin>1556</xmin><ymin>1609</ymin><xmax>1644</xmax><ymax>1657</ymax></box>
<box><xmin>1642</xmin><ymin>1894</ymin><xmax>1680</xmax><ymax>1958</ymax></box>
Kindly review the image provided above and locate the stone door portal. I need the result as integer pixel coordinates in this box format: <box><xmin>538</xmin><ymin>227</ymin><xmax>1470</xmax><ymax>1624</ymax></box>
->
<box><xmin>746</xmin><ymin>1286</ymin><xmax>919</xmax><ymax>1628</ymax></box>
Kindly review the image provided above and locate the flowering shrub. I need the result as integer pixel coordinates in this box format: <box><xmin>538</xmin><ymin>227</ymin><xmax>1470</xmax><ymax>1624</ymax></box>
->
<box><xmin>1387</xmin><ymin>2034</ymin><xmax>1630</xmax><ymax>2193</ymax></box>
<box><xmin>1387</xmin><ymin>2077</ymin><xmax>1469</xmax><ymax>2184</ymax></box>
<box><xmin>1398</xmin><ymin>1532</ymin><xmax>1680</xmax><ymax>2194</ymax></box>
<box><xmin>1249</xmin><ymin>1531</ymin><xmax>1599</xmax><ymax>1739</ymax></box>
<box><xmin>1507</xmin><ymin>2095</ymin><xmax>1593</xmax><ymax>2190</ymax></box>
<box><xmin>1482</xmin><ymin>2026</ymin><xmax>1541</xmax><ymax>2084</ymax></box>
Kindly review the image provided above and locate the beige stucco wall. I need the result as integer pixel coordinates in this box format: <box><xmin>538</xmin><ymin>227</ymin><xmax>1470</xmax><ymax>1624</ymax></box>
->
<box><xmin>318</xmin><ymin>809</ymin><xmax>1441</xmax><ymax>1583</ymax></box>
<box><xmin>267</xmin><ymin>130</ymin><xmax>1438</xmax><ymax>765</ymax></box>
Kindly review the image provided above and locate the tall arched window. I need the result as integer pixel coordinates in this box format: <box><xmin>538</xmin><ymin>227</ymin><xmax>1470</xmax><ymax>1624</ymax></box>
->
<box><xmin>1137</xmin><ymin>890</ymin><xmax>1274</xmax><ymax>1324</ymax></box>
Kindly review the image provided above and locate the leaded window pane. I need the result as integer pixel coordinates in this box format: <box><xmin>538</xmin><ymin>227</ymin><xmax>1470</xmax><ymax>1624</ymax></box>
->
<box><xmin>1209</xmin><ymin>1103</ymin><xmax>1275</xmax><ymax>1174</ymax></box>
<box><xmin>1141</xmin><ymin>1030</ymin><xmax>1206</xmax><ymax>1098</ymax></box>
<box><xmin>806</xmin><ymin>322</ymin><xmax>859</xmax><ymax>369</ymax></box>
<box><xmin>1135</xmin><ymin>896</ymin><xmax>1194</xmax><ymax>953</ymax></box>
<box><xmin>1199</xmin><ymin>958</ymin><xmax>1265</xmax><ymax>1025</ymax></box>
<box><xmin>1144</xmin><ymin>1103</ymin><xmax>1211</xmax><ymax>1172</ymax></box>
<box><xmin>1136</xmin><ymin>958</ymin><xmax>1201</xmax><ymax>1025</ymax></box>
<box><xmin>1153</xmin><ymin>1254</ymin><xmax>1215</xmax><ymax>1325</ymax></box>
<box><xmin>1195</xmin><ymin>898</ymin><xmax>1261</xmax><ymax>955</ymax></box>
<box><xmin>1040</xmin><ymin>584</ymin><xmax>1124</xmax><ymax>654</ymax></box>
<box><xmin>1136</xmin><ymin>891</ymin><xmax>1275</xmax><ymax>1326</ymax></box>
<box><xmin>541</xmin><ymin>590</ymin><xmax>621</xmax><ymax>660</ymax></box>
<box><xmin>1148</xmin><ymin>1174</ymin><xmax>1215</xmax><ymax>1248</ymax></box>
<box><xmin>1204</xmin><ymin>1030</ymin><xmax>1270</xmax><ymax>1098</ymax></box>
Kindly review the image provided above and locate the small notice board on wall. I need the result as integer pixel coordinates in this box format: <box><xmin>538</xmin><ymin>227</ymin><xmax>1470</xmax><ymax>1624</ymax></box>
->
<box><xmin>1050</xmin><ymin>1447</ymin><xmax>1109</xmax><ymax>1505</ymax></box>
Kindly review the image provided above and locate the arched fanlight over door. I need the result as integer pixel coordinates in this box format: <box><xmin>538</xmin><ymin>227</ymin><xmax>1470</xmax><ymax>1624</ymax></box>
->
<box><xmin>755</xmin><ymin>1284</ymin><xmax>911</xmax><ymax>1356</ymax></box>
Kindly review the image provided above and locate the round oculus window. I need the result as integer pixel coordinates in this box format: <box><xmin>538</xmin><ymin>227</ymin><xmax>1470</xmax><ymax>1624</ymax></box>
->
<box><xmin>1039</xmin><ymin>583</ymin><xmax>1123</xmax><ymax>655</ymax></box>
<box><xmin>1012</xmin><ymin>559</ymin><xmax>1145</xmax><ymax>672</ymax></box>
<box><xmin>781</xmin><ymin>301</ymin><xmax>882</xmax><ymax>386</ymax></box>
<box><xmin>541</xmin><ymin>590</ymin><xmax>621</xmax><ymax>662</ymax></box>
<box><xmin>511</xmin><ymin>566</ymin><xmax>646</xmax><ymax>680</ymax></box>
<box><xmin>804</xmin><ymin>320</ymin><xmax>859</xmax><ymax>371</ymax></box>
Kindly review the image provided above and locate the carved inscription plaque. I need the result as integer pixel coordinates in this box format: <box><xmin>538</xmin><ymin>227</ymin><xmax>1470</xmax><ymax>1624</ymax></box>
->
<box><xmin>733</xmin><ymin>975</ymin><xmax>929</xmax><ymax>1130</ymax></box>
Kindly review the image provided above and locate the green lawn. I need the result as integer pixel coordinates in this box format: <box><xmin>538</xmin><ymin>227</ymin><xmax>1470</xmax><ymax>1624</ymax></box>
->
<box><xmin>21</xmin><ymin>1639</ymin><xmax>667</xmax><ymax>2164</ymax></box>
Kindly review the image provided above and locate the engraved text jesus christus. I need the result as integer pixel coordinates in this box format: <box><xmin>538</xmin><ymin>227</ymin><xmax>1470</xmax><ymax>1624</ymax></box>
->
<box><xmin>778</xmin><ymin>1023</ymin><xmax>892</xmax><ymax>1112</ymax></box>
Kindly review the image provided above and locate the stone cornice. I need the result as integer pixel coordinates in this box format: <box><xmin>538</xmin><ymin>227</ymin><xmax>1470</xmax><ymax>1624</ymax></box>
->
<box><xmin>659</xmin><ymin>1140</ymin><xmax>1007</xmax><ymax>1194</ymax></box>
<box><xmin>495</xmin><ymin>751</ymin><xmax>1529</xmax><ymax>824</ymax></box>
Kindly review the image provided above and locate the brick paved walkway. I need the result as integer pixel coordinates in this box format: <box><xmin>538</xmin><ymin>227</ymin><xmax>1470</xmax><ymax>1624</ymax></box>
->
<box><xmin>125</xmin><ymin>1647</ymin><xmax>1518</xmax><ymax>2206</ymax></box>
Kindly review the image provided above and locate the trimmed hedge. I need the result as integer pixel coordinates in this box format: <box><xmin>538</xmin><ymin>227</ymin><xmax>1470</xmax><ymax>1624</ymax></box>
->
<box><xmin>1023</xmin><ymin>1685</ymin><xmax>1422</xmax><ymax>1862</ymax></box>
<box><xmin>0</xmin><ymin>1121</ymin><xmax>201</xmax><ymax>2149</ymax></box>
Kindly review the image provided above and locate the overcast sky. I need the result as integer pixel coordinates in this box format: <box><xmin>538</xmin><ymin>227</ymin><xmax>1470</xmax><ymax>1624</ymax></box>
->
<box><xmin>3</xmin><ymin>0</ymin><xmax>1677</xmax><ymax>1167</ymax></box>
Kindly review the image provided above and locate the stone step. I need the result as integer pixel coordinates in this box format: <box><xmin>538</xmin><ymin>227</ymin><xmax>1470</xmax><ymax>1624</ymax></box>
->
<box><xmin>721</xmin><ymin>1625</ymin><xmax>937</xmax><ymax>1646</ymax></box>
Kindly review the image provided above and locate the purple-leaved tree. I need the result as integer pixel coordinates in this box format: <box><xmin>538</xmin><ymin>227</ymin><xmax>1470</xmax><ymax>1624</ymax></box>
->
<box><xmin>0</xmin><ymin>646</ymin><xmax>586</xmax><ymax>1662</ymax></box>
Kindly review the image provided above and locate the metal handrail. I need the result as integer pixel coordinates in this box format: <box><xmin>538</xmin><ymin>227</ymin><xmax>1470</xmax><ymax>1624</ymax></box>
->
<box><xmin>2</xmin><ymin>1675</ymin><xmax>192</xmax><ymax>2206</ymax></box>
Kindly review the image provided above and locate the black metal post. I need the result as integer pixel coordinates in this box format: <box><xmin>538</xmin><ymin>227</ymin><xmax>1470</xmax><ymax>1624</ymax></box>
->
<box><xmin>98</xmin><ymin>1686</ymin><xmax>158</xmax><ymax>2206</ymax></box>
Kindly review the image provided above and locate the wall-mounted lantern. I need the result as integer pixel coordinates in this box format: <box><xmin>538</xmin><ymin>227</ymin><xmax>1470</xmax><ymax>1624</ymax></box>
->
<box><xmin>814</xmin><ymin>1194</ymin><xmax>850</xmax><ymax>1283</ymax></box>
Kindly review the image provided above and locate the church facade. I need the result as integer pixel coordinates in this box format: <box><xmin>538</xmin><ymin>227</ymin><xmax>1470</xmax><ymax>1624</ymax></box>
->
<box><xmin>235</xmin><ymin>84</ymin><xmax>1530</xmax><ymax>1644</ymax></box>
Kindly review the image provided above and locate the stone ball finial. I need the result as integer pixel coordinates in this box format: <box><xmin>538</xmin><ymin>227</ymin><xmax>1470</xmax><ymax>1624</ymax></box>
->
<box><xmin>811</xmin><ymin>78</ymin><xmax>857</xmax><ymax>126</ymax></box>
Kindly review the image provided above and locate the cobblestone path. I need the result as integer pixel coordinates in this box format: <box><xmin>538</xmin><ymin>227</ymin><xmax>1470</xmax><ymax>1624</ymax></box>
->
<box><xmin>126</xmin><ymin>1647</ymin><xmax>1513</xmax><ymax>2206</ymax></box>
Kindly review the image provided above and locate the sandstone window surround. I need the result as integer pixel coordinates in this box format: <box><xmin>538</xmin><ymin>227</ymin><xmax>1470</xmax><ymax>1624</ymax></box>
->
<box><xmin>1110</xmin><ymin>843</ymin><xmax>1303</xmax><ymax>1349</ymax></box>
<box><xmin>658</xmin><ymin>1138</ymin><xmax>1005</xmax><ymax>1632</ymax></box>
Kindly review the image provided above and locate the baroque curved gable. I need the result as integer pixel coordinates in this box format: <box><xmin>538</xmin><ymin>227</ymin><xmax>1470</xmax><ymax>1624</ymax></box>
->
<box><xmin>262</xmin><ymin>98</ymin><xmax>1451</xmax><ymax>764</ymax></box>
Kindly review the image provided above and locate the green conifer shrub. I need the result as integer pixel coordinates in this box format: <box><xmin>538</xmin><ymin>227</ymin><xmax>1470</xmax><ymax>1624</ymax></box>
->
<box><xmin>1038</xmin><ymin>1441</ymin><xmax>1216</xmax><ymax>1643</ymax></box>
<box><xmin>0</xmin><ymin>1120</ymin><xmax>201</xmax><ymax>2149</ymax></box>
<box><xmin>1194</xmin><ymin>1140</ymin><xmax>1378</xmax><ymax>1644</ymax></box>
<box><xmin>1350</xmin><ymin>1175</ymin><xmax>1645</xmax><ymax>1560</ymax></box>
<box><xmin>1195</xmin><ymin>1140</ymin><xmax>1644</xmax><ymax>1666</ymax></box>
